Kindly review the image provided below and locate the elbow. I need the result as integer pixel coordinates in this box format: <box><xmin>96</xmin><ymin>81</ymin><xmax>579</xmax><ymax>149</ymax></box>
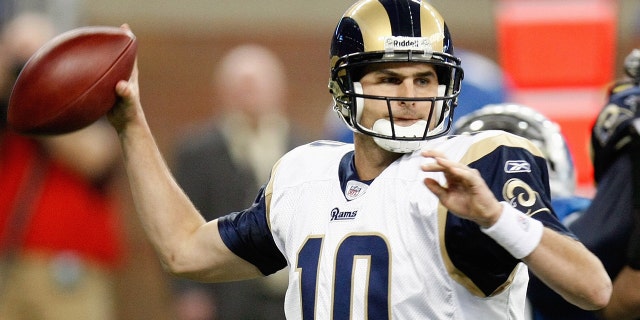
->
<box><xmin>159</xmin><ymin>249</ymin><xmax>215</xmax><ymax>281</ymax></box>
<box><xmin>158</xmin><ymin>251</ymin><xmax>194</xmax><ymax>278</ymax></box>
<box><xmin>160</xmin><ymin>260</ymin><xmax>183</xmax><ymax>277</ymax></box>
<box><xmin>580</xmin><ymin>278</ymin><xmax>612</xmax><ymax>311</ymax></box>
<box><xmin>164</xmin><ymin>266</ymin><xmax>194</xmax><ymax>279</ymax></box>
<box><xmin>593</xmin><ymin>283</ymin><xmax>613</xmax><ymax>311</ymax></box>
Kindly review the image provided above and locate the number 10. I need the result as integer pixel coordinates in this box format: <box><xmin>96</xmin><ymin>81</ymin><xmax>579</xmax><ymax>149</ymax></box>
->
<box><xmin>296</xmin><ymin>235</ymin><xmax>391</xmax><ymax>319</ymax></box>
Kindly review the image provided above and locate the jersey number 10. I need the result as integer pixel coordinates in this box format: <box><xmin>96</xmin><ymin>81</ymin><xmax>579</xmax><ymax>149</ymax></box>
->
<box><xmin>297</xmin><ymin>234</ymin><xmax>390</xmax><ymax>319</ymax></box>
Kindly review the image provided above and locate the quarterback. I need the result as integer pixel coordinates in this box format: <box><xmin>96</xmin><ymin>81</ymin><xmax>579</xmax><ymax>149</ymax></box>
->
<box><xmin>108</xmin><ymin>0</ymin><xmax>611</xmax><ymax>319</ymax></box>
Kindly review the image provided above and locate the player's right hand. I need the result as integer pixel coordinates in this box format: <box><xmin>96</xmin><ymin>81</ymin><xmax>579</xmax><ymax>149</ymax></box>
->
<box><xmin>109</xmin><ymin>56</ymin><xmax>142</xmax><ymax>134</ymax></box>
<box><xmin>421</xmin><ymin>149</ymin><xmax>503</xmax><ymax>228</ymax></box>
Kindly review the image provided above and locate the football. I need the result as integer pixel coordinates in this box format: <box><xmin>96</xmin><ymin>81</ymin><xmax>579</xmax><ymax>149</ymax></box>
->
<box><xmin>7</xmin><ymin>25</ymin><xmax>137</xmax><ymax>135</ymax></box>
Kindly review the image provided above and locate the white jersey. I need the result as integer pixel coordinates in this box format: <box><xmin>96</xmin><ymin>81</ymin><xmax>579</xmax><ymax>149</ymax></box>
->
<box><xmin>218</xmin><ymin>131</ymin><xmax>570</xmax><ymax>320</ymax></box>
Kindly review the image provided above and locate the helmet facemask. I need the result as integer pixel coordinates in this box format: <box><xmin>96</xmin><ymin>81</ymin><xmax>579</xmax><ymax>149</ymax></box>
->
<box><xmin>330</xmin><ymin>50</ymin><xmax>462</xmax><ymax>153</ymax></box>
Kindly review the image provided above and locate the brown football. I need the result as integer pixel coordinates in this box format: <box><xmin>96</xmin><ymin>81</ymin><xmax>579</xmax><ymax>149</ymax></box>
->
<box><xmin>7</xmin><ymin>25</ymin><xmax>137</xmax><ymax>135</ymax></box>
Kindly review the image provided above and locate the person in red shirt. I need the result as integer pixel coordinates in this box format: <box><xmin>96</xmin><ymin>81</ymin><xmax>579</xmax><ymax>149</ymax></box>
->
<box><xmin>0</xmin><ymin>12</ymin><xmax>126</xmax><ymax>320</ymax></box>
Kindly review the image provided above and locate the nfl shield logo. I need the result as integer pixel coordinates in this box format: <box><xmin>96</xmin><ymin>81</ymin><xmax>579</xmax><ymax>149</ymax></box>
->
<box><xmin>348</xmin><ymin>185</ymin><xmax>361</xmax><ymax>198</ymax></box>
<box><xmin>344</xmin><ymin>180</ymin><xmax>368</xmax><ymax>201</ymax></box>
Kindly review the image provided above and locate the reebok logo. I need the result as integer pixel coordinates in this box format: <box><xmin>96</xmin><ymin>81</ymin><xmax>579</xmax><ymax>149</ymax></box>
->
<box><xmin>504</xmin><ymin>160</ymin><xmax>531</xmax><ymax>173</ymax></box>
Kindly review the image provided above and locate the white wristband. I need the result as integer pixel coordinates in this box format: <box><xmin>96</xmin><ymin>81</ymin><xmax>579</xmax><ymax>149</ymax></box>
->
<box><xmin>480</xmin><ymin>202</ymin><xmax>544</xmax><ymax>259</ymax></box>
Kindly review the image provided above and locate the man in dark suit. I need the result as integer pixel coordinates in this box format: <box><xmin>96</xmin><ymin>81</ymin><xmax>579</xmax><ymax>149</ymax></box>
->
<box><xmin>171</xmin><ymin>44</ymin><xmax>307</xmax><ymax>320</ymax></box>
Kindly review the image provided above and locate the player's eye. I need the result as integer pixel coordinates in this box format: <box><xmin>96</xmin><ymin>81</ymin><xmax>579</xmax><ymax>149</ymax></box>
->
<box><xmin>416</xmin><ymin>78</ymin><xmax>431</xmax><ymax>86</ymax></box>
<box><xmin>380</xmin><ymin>76</ymin><xmax>401</xmax><ymax>85</ymax></box>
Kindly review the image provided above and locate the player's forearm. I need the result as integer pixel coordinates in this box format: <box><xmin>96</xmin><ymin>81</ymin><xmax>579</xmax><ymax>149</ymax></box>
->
<box><xmin>118</xmin><ymin>117</ymin><xmax>207</xmax><ymax>271</ymax></box>
<box><xmin>524</xmin><ymin>228</ymin><xmax>612</xmax><ymax>311</ymax></box>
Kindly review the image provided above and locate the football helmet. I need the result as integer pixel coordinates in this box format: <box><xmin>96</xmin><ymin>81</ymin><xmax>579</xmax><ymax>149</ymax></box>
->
<box><xmin>328</xmin><ymin>0</ymin><xmax>464</xmax><ymax>153</ymax></box>
<box><xmin>591</xmin><ymin>49</ymin><xmax>640</xmax><ymax>183</ymax></box>
<box><xmin>453</xmin><ymin>103</ymin><xmax>576</xmax><ymax>198</ymax></box>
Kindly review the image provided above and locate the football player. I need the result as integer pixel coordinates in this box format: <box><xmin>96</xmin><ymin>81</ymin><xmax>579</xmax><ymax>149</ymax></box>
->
<box><xmin>108</xmin><ymin>0</ymin><xmax>611</xmax><ymax>319</ymax></box>
<box><xmin>527</xmin><ymin>49</ymin><xmax>640</xmax><ymax>320</ymax></box>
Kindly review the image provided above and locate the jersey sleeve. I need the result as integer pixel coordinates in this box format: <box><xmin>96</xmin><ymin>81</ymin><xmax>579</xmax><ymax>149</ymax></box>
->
<box><xmin>217</xmin><ymin>186</ymin><xmax>287</xmax><ymax>276</ymax></box>
<box><xmin>444</xmin><ymin>132</ymin><xmax>574</xmax><ymax>296</ymax></box>
<box><xmin>465</xmin><ymin>132</ymin><xmax>571</xmax><ymax>234</ymax></box>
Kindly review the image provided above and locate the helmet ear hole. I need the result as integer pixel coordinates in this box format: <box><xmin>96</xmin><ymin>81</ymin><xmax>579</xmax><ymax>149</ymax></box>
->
<box><xmin>353</xmin><ymin>82</ymin><xmax>364</xmax><ymax>122</ymax></box>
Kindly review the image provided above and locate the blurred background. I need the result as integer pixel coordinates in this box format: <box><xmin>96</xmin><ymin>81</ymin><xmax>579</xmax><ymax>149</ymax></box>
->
<box><xmin>1</xmin><ymin>0</ymin><xmax>639</xmax><ymax>319</ymax></box>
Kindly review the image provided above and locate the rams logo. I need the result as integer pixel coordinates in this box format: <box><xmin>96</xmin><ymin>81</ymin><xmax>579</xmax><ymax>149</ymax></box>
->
<box><xmin>593</xmin><ymin>103</ymin><xmax>635</xmax><ymax>147</ymax></box>
<box><xmin>330</xmin><ymin>207</ymin><xmax>357</xmax><ymax>221</ymax></box>
<box><xmin>502</xmin><ymin>178</ymin><xmax>550</xmax><ymax>216</ymax></box>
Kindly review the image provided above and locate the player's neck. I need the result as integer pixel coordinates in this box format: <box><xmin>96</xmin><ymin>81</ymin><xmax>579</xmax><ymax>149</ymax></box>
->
<box><xmin>353</xmin><ymin>134</ymin><xmax>402</xmax><ymax>181</ymax></box>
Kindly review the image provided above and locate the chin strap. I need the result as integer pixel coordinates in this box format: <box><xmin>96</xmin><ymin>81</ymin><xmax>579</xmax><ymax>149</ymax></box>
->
<box><xmin>353</xmin><ymin>82</ymin><xmax>364</xmax><ymax>123</ymax></box>
<box><xmin>372</xmin><ymin>119</ymin><xmax>428</xmax><ymax>153</ymax></box>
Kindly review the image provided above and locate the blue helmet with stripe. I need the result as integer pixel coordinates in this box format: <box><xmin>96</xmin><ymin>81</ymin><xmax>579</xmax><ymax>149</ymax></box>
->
<box><xmin>328</xmin><ymin>0</ymin><xmax>464</xmax><ymax>153</ymax></box>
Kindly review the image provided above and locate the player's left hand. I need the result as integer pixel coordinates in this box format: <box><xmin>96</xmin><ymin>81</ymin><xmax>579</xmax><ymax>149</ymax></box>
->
<box><xmin>421</xmin><ymin>149</ymin><xmax>503</xmax><ymax>228</ymax></box>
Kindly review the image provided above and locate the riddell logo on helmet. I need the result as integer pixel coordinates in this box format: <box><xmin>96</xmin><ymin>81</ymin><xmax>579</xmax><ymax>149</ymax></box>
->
<box><xmin>384</xmin><ymin>36</ymin><xmax>438</xmax><ymax>52</ymax></box>
<box><xmin>388</xmin><ymin>38</ymin><xmax>421</xmax><ymax>48</ymax></box>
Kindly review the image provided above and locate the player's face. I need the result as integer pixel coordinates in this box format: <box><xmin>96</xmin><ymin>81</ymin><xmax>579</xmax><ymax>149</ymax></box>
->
<box><xmin>358</xmin><ymin>62</ymin><xmax>441</xmax><ymax>131</ymax></box>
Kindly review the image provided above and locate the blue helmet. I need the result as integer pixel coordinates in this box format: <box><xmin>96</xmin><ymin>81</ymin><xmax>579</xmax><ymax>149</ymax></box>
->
<box><xmin>328</xmin><ymin>0</ymin><xmax>464</xmax><ymax>153</ymax></box>
<box><xmin>591</xmin><ymin>49</ymin><xmax>640</xmax><ymax>182</ymax></box>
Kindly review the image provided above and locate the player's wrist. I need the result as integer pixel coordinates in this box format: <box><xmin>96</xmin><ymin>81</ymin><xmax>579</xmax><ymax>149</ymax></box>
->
<box><xmin>480</xmin><ymin>202</ymin><xmax>544</xmax><ymax>259</ymax></box>
<box><xmin>475</xmin><ymin>201</ymin><xmax>504</xmax><ymax>228</ymax></box>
